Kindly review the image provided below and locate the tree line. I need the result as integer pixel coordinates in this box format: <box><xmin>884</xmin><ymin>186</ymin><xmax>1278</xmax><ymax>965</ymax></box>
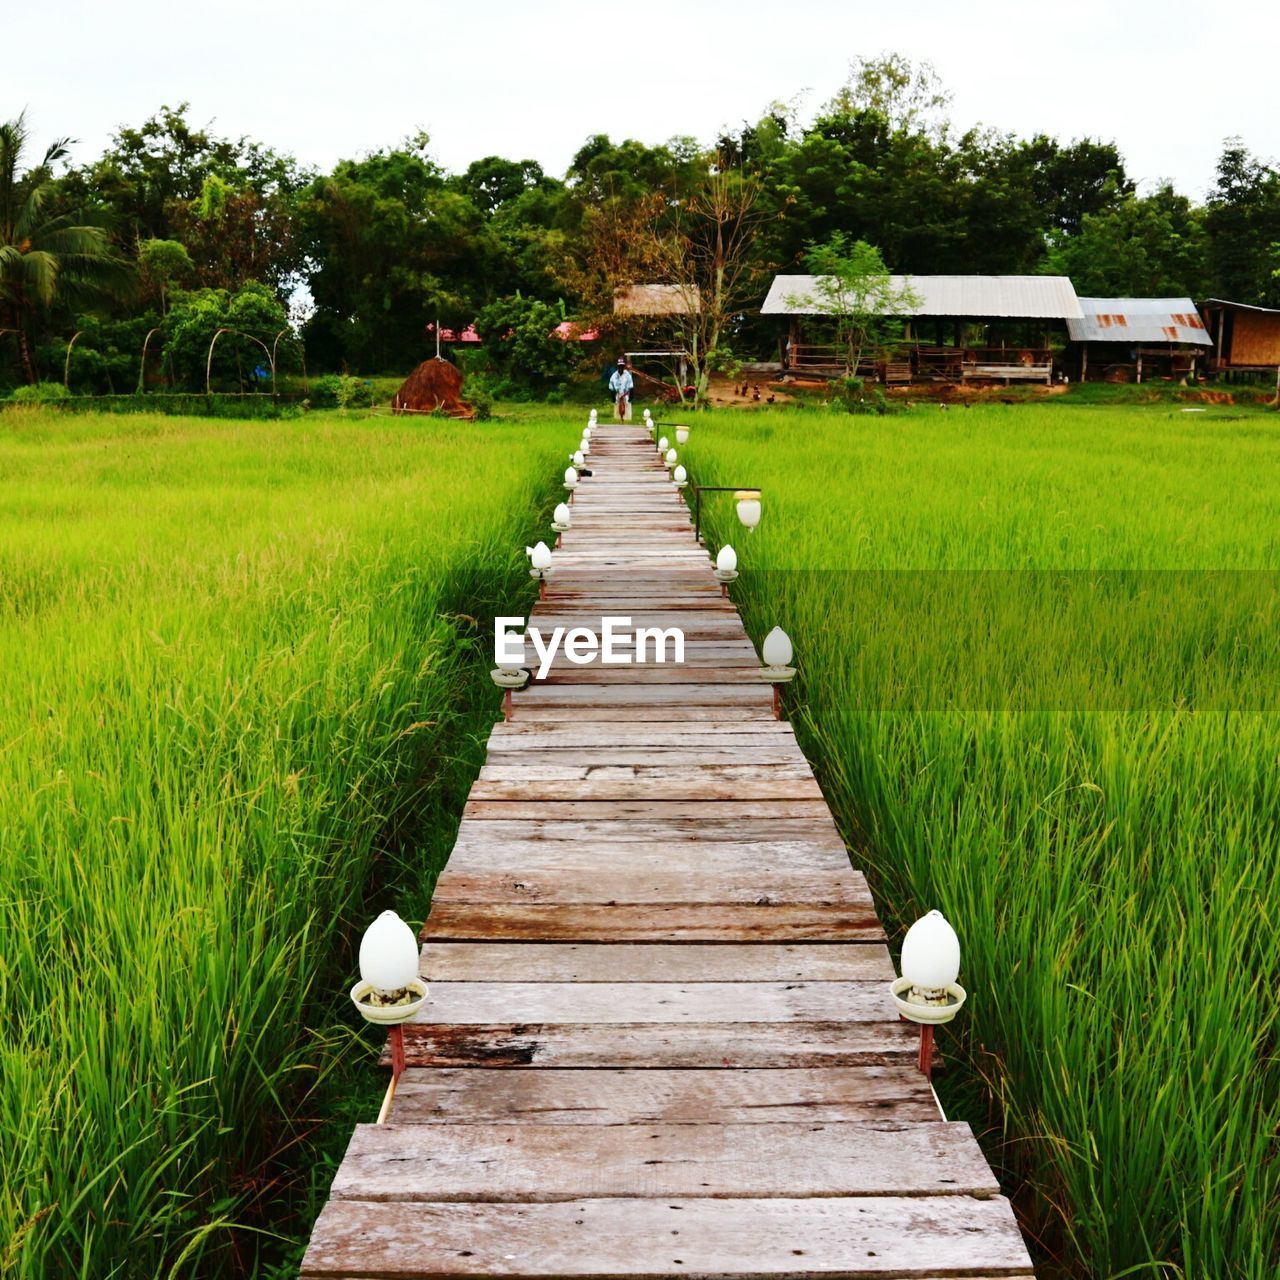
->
<box><xmin>3</xmin><ymin>56</ymin><xmax>1278</xmax><ymax>394</ymax></box>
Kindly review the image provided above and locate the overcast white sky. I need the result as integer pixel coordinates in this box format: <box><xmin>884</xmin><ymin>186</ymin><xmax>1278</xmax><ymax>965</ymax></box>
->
<box><xmin>10</xmin><ymin>0</ymin><xmax>1279</xmax><ymax>199</ymax></box>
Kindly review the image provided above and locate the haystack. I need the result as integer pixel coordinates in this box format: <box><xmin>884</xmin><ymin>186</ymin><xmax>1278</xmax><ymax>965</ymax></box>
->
<box><xmin>391</xmin><ymin>357</ymin><xmax>471</xmax><ymax>417</ymax></box>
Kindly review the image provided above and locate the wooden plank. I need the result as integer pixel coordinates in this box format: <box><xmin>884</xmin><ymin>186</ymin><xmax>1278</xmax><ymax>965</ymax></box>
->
<box><xmin>329</xmin><ymin>1120</ymin><xmax>1000</xmax><ymax>1201</ymax></box>
<box><xmin>420</xmin><ymin>943</ymin><xmax>894</xmax><ymax>983</ymax></box>
<box><xmin>462</xmin><ymin>800</ymin><xmax>835</xmax><ymax>821</ymax></box>
<box><xmin>468</xmin><ymin>764</ymin><xmax>821</xmax><ymax>802</ymax></box>
<box><xmin>300</xmin><ymin>1195</ymin><xmax>1035</xmax><ymax>1278</ymax></box>
<box><xmin>389</xmin><ymin>1064</ymin><xmax>936</xmax><ymax>1125</ymax></box>
<box><xmin>408</xmin><ymin>982</ymin><xmax>896</xmax><ymax>1025</ymax></box>
<box><xmin>432</xmin><ymin>867</ymin><xmax>864</xmax><ymax>906</ymax></box>
<box><xmin>451</xmin><ymin>816</ymin><xmax>844</xmax><ymax>844</ymax></box>
<box><xmin>440</xmin><ymin>837</ymin><xmax>855</xmax><ymax>878</ymax></box>
<box><xmin>389</xmin><ymin>1021</ymin><xmax>919</xmax><ymax>1069</ymax></box>
<box><xmin>424</xmin><ymin>902</ymin><xmax>883</xmax><ymax>942</ymax></box>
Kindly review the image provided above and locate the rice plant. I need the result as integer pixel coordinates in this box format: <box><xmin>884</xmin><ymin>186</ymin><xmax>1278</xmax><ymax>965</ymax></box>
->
<box><xmin>0</xmin><ymin>408</ymin><xmax>563</xmax><ymax>1277</ymax></box>
<box><xmin>688</xmin><ymin>401</ymin><xmax>1280</xmax><ymax>1279</ymax></box>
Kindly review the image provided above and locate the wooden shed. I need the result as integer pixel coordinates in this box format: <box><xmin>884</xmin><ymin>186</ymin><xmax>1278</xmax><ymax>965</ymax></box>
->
<box><xmin>1066</xmin><ymin>298</ymin><xmax>1212</xmax><ymax>383</ymax></box>
<box><xmin>761</xmin><ymin>274</ymin><xmax>1082</xmax><ymax>384</ymax></box>
<box><xmin>1199</xmin><ymin>299</ymin><xmax>1280</xmax><ymax>373</ymax></box>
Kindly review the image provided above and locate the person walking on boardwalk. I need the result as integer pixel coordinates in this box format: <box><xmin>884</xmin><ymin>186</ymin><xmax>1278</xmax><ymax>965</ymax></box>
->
<box><xmin>608</xmin><ymin>356</ymin><xmax>634</xmax><ymax>421</ymax></box>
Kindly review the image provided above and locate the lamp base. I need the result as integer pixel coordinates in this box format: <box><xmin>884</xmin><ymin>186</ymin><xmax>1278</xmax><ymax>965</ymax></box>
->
<box><xmin>350</xmin><ymin>978</ymin><xmax>428</xmax><ymax>1026</ymax></box>
<box><xmin>890</xmin><ymin>976</ymin><xmax>967</xmax><ymax>1025</ymax></box>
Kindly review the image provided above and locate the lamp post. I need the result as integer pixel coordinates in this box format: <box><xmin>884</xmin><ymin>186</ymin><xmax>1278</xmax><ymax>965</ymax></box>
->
<box><xmin>672</xmin><ymin>464</ymin><xmax>687</xmax><ymax>490</ymax></box>
<box><xmin>656</xmin><ymin>435</ymin><xmax>669</xmax><ymax>455</ymax></box>
<box><xmin>350</xmin><ymin>910</ymin><xmax>428</xmax><ymax>1109</ymax></box>
<box><xmin>664</xmin><ymin>447</ymin><xmax>678</xmax><ymax>474</ymax></box>
<box><xmin>890</xmin><ymin>910</ymin><xmax>967</xmax><ymax>1081</ymax></box>
<box><xmin>564</xmin><ymin>465</ymin><xmax>579</xmax><ymax>501</ymax></box>
<box><xmin>490</xmin><ymin>661</ymin><xmax>530</xmax><ymax>721</ymax></box>
<box><xmin>760</xmin><ymin>626</ymin><xmax>796</xmax><ymax>719</ymax></box>
<box><xmin>714</xmin><ymin>543</ymin><xmax>738</xmax><ymax>596</ymax></box>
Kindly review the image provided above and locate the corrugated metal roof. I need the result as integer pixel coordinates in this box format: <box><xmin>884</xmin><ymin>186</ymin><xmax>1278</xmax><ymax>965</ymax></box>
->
<box><xmin>1203</xmin><ymin>297</ymin><xmax>1280</xmax><ymax>316</ymax></box>
<box><xmin>1067</xmin><ymin>297</ymin><xmax>1212</xmax><ymax>345</ymax></box>
<box><xmin>614</xmin><ymin>284</ymin><xmax>700</xmax><ymax>316</ymax></box>
<box><xmin>761</xmin><ymin>274</ymin><xmax>1082</xmax><ymax>319</ymax></box>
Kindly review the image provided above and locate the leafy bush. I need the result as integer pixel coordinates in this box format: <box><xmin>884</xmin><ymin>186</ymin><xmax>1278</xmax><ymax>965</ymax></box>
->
<box><xmin>9</xmin><ymin>381</ymin><xmax>71</xmax><ymax>406</ymax></box>
<box><xmin>828</xmin><ymin>376</ymin><xmax>894</xmax><ymax>416</ymax></box>
<box><xmin>309</xmin><ymin>374</ymin><xmax>373</xmax><ymax>409</ymax></box>
<box><xmin>468</xmin><ymin>384</ymin><xmax>494</xmax><ymax>421</ymax></box>
<box><xmin>473</xmin><ymin>294</ymin><xmax>583</xmax><ymax>391</ymax></box>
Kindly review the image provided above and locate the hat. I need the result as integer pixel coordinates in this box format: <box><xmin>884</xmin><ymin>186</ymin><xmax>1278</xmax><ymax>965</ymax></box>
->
<box><xmin>616</xmin><ymin>356</ymin><xmax>627</xmax><ymax>366</ymax></box>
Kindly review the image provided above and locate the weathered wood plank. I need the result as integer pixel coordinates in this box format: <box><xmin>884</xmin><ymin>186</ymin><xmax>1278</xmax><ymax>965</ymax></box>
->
<box><xmin>424</xmin><ymin>902</ymin><xmax>883</xmax><ymax>942</ymax></box>
<box><xmin>300</xmin><ymin>1195</ymin><xmax>1035</xmax><ymax>1278</ymax></box>
<box><xmin>389</xmin><ymin>1064</ymin><xmax>935</xmax><ymax>1125</ymax></box>
<box><xmin>388</xmin><ymin>1021</ymin><xmax>919</xmax><ymax>1069</ymax></box>
<box><xmin>408</xmin><ymin>982</ymin><xmax>896</xmax><ymax>1026</ymax></box>
<box><xmin>450</xmin><ymin>816</ymin><xmax>845</xmax><ymax>844</ymax></box>
<box><xmin>461</xmin><ymin>799</ymin><xmax>835</xmax><ymax>821</ymax></box>
<box><xmin>419</xmin><ymin>943</ymin><xmax>894</xmax><ymax>983</ymax></box>
<box><xmin>330</xmin><ymin>1120</ymin><xmax>1000</xmax><ymax>1201</ymax></box>
<box><xmin>468</xmin><ymin>764</ymin><xmax>821</xmax><ymax>802</ymax></box>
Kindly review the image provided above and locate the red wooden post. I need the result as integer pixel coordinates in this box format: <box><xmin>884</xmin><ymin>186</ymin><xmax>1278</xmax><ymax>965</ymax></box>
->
<box><xmin>918</xmin><ymin>1024</ymin><xmax>934</xmax><ymax>1080</ymax></box>
<box><xmin>389</xmin><ymin>1024</ymin><xmax>406</xmax><ymax>1083</ymax></box>
<box><xmin>503</xmin><ymin>688</ymin><xmax>513</xmax><ymax>722</ymax></box>
<box><xmin>772</xmin><ymin>685</ymin><xmax>782</xmax><ymax>720</ymax></box>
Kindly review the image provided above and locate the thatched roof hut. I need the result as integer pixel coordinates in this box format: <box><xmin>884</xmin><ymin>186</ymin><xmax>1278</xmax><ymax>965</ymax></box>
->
<box><xmin>613</xmin><ymin>284</ymin><xmax>701</xmax><ymax>316</ymax></box>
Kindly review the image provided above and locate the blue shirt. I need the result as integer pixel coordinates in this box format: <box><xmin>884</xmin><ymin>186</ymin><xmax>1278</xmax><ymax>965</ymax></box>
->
<box><xmin>609</xmin><ymin>369</ymin><xmax>634</xmax><ymax>396</ymax></box>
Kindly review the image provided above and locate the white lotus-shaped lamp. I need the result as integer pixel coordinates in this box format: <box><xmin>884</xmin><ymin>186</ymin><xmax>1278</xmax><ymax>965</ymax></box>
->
<box><xmin>580</xmin><ymin>436</ymin><xmax>591</xmax><ymax>454</ymax></box>
<box><xmin>530</xmin><ymin>541</ymin><xmax>553</xmax><ymax>573</ymax></box>
<box><xmin>762</xmin><ymin>626</ymin><xmax>793</xmax><ymax>669</ymax></box>
<box><xmin>675</xmin><ymin>425</ymin><xmax>689</xmax><ymax>445</ymax></box>
<box><xmin>713</xmin><ymin>542</ymin><xmax>738</xmax><ymax>591</ymax></box>
<box><xmin>736</xmin><ymin>491</ymin><xmax>762</xmax><ymax>532</ymax></box>
<box><xmin>573</xmin><ymin>449</ymin><xmax>585</xmax><ymax>467</ymax></box>
<box><xmin>564</xmin><ymin>466</ymin><xmax>578</xmax><ymax>490</ymax></box>
<box><xmin>643</xmin><ymin>408</ymin><xmax>651</xmax><ymax>422</ymax></box>
<box><xmin>891</xmin><ymin>910</ymin><xmax>967</xmax><ymax>1025</ymax></box>
<box><xmin>552</xmin><ymin>502</ymin><xmax>572</xmax><ymax>532</ymax></box>
<box><xmin>672</xmin><ymin>464</ymin><xmax>687</xmax><ymax>488</ymax></box>
<box><xmin>351</xmin><ymin>910</ymin><xmax>428</xmax><ymax>1027</ymax></box>
<box><xmin>657</xmin><ymin>436</ymin><xmax>669</xmax><ymax>453</ymax></box>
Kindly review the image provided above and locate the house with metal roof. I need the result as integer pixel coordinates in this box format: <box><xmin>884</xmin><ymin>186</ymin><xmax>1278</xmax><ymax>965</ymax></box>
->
<box><xmin>1198</xmin><ymin>299</ymin><xmax>1280</xmax><ymax>373</ymax></box>
<box><xmin>760</xmin><ymin>274</ymin><xmax>1082</xmax><ymax>384</ymax></box>
<box><xmin>1066</xmin><ymin>298</ymin><xmax>1212</xmax><ymax>383</ymax></box>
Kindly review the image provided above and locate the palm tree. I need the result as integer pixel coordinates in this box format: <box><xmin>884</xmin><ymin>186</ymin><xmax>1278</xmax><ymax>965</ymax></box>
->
<box><xmin>0</xmin><ymin>112</ymin><xmax>127</xmax><ymax>383</ymax></box>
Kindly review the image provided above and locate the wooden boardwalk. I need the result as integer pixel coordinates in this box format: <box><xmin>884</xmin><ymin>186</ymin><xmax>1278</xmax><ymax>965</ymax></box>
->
<box><xmin>301</xmin><ymin>424</ymin><xmax>1034</xmax><ymax>1279</ymax></box>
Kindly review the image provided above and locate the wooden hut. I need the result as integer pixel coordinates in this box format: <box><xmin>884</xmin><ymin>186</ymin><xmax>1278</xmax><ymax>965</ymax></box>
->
<box><xmin>1066</xmin><ymin>298</ymin><xmax>1212</xmax><ymax>382</ymax></box>
<box><xmin>761</xmin><ymin>274</ymin><xmax>1082</xmax><ymax>385</ymax></box>
<box><xmin>1199</xmin><ymin>299</ymin><xmax>1280</xmax><ymax>374</ymax></box>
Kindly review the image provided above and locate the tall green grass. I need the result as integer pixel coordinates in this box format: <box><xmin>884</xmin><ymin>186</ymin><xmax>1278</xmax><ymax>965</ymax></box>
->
<box><xmin>0</xmin><ymin>409</ymin><xmax>562</xmax><ymax>1276</ymax></box>
<box><xmin>689</xmin><ymin>402</ymin><xmax>1280</xmax><ymax>1279</ymax></box>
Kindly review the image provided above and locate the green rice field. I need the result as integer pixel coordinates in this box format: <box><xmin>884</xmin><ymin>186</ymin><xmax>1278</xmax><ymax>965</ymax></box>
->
<box><xmin>3</xmin><ymin>398</ymin><xmax>1278</xmax><ymax>1278</ymax></box>
<box><xmin>684</xmin><ymin>400</ymin><xmax>1280</xmax><ymax>1279</ymax></box>
<box><xmin>0</xmin><ymin>408</ymin><xmax>562</xmax><ymax>1277</ymax></box>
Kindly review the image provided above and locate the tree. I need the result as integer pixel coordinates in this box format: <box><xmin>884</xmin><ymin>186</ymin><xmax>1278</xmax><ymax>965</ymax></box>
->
<box><xmin>300</xmin><ymin>140</ymin><xmax>497</xmax><ymax>371</ymax></box>
<box><xmin>473</xmin><ymin>294</ymin><xmax>582</xmax><ymax>390</ymax></box>
<box><xmin>1045</xmin><ymin>187</ymin><xmax>1209</xmax><ymax>297</ymax></box>
<box><xmin>1204</xmin><ymin>141</ymin><xmax>1280</xmax><ymax>306</ymax></box>
<box><xmin>791</xmin><ymin>234</ymin><xmax>919</xmax><ymax>375</ymax></box>
<box><xmin>162</xmin><ymin>281</ymin><xmax>289</xmax><ymax>390</ymax></box>
<box><xmin>0</xmin><ymin>114</ymin><xmax>129</xmax><ymax>383</ymax></box>
<box><xmin>137</xmin><ymin>238</ymin><xmax>192</xmax><ymax>313</ymax></box>
<box><xmin>825</xmin><ymin>55</ymin><xmax>952</xmax><ymax>137</ymax></box>
<box><xmin>661</xmin><ymin>165</ymin><xmax>772</xmax><ymax>404</ymax></box>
